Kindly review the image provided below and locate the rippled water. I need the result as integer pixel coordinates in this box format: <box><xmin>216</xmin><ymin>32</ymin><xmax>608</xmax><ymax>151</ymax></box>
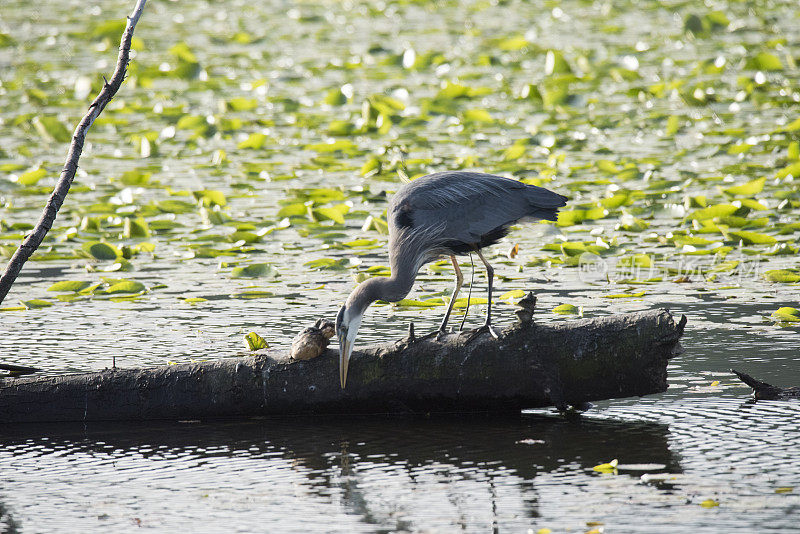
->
<box><xmin>2</xmin><ymin>0</ymin><xmax>800</xmax><ymax>530</ymax></box>
<box><xmin>1</xmin><ymin>321</ymin><xmax>799</xmax><ymax>532</ymax></box>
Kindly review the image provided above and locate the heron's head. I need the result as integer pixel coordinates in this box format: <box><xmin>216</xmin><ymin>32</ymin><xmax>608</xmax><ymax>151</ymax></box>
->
<box><xmin>336</xmin><ymin>278</ymin><xmax>385</xmax><ymax>388</ymax></box>
<box><xmin>336</xmin><ymin>303</ymin><xmax>363</xmax><ymax>388</ymax></box>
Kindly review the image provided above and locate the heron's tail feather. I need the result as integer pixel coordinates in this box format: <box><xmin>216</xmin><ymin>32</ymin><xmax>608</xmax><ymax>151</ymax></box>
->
<box><xmin>525</xmin><ymin>185</ymin><xmax>568</xmax><ymax>207</ymax></box>
<box><xmin>532</xmin><ymin>206</ymin><xmax>566</xmax><ymax>221</ymax></box>
<box><xmin>524</xmin><ymin>185</ymin><xmax>568</xmax><ymax>221</ymax></box>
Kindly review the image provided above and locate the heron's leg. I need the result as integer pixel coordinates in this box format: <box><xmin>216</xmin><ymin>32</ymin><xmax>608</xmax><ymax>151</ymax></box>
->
<box><xmin>458</xmin><ymin>253</ymin><xmax>475</xmax><ymax>331</ymax></box>
<box><xmin>438</xmin><ymin>255</ymin><xmax>463</xmax><ymax>333</ymax></box>
<box><xmin>475</xmin><ymin>248</ymin><xmax>499</xmax><ymax>338</ymax></box>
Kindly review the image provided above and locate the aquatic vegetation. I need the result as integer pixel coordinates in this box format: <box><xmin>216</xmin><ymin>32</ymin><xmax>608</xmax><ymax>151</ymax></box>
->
<box><xmin>0</xmin><ymin>0</ymin><xmax>797</xmax><ymax>342</ymax></box>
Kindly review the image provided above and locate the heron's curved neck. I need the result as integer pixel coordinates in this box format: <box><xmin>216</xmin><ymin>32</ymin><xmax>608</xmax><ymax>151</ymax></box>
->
<box><xmin>377</xmin><ymin>268</ymin><xmax>417</xmax><ymax>302</ymax></box>
<box><xmin>347</xmin><ymin>268</ymin><xmax>417</xmax><ymax>313</ymax></box>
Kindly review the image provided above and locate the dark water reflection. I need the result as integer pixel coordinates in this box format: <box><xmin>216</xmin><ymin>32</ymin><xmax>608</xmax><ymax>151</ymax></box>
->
<box><xmin>0</xmin><ymin>415</ymin><xmax>677</xmax><ymax>532</ymax></box>
<box><xmin>1</xmin><ymin>316</ymin><xmax>800</xmax><ymax>532</ymax></box>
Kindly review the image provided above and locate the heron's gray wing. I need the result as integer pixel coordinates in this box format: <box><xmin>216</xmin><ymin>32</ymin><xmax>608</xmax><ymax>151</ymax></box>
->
<box><xmin>390</xmin><ymin>171</ymin><xmax>566</xmax><ymax>245</ymax></box>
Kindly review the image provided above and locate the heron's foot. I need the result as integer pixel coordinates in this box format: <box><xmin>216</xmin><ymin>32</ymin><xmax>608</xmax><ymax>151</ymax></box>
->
<box><xmin>486</xmin><ymin>323</ymin><xmax>500</xmax><ymax>339</ymax></box>
<box><xmin>465</xmin><ymin>323</ymin><xmax>500</xmax><ymax>343</ymax></box>
<box><xmin>418</xmin><ymin>329</ymin><xmax>441</xmax><ymax>342</ymax></box>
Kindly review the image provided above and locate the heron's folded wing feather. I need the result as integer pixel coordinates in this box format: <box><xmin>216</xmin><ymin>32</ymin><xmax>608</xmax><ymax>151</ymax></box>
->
<box><xmin>394</xmin><ymin>171</ymin><xmax>565</xmax><ymax>244</ymax></box>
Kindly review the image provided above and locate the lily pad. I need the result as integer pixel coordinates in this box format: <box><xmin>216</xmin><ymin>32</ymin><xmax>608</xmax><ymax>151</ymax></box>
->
<box><xmin>101</xmin><ymin>281</ymin><xmax>146</xmax><ymax>294</ymax></box>
<box><xmin>47</xmin><ymin>281</ymin><xmax>92</xmax><ymax>292</ymax></box>
<box><xmin>230</xmin><ymin>263</ymin><xmax>279</xmax><ymax>279</ymax></box>
<box><xmin>764</xmin><ymin>270</ymin><xmax>800</xmax><ymax>283</ymax></box>
<box><xmin>553</xmin><ymin>303</ymin><xmax>580</xmax><ymax>314</ymax></box>
<box><xmin>82</xmin><ymin>242</ymin><xmax>122</xmax><ymax>260</ymax></box>
<box><xmin>771</xmin><ymin>307</ymin><xmax>800</xmax><ymax>323</ymax></box>
<box><xmin>304</xmin><ymin>258</ymin><xmax>350</xmax><ymax>271</ymax></box>
<box><xmin>20</xmin><ymin>299</ymin><xmax>54</xmax><ymax>309</ymax></box>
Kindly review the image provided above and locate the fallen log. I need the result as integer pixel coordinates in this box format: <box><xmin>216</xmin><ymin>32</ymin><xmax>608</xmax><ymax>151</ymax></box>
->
<box><xmin>0</xmin><ymin>308</ymin><xmax>685</xmax><ymax>423</ymax></box>
<box><xmin>0</xmin><ymin>362</ymin><xmax>40</xmax><ymax>377</ymax></box>
<box><xmin>731</xmin><ymin>369</ymin><xmax>800</xmax><ymax>400</ymax></box>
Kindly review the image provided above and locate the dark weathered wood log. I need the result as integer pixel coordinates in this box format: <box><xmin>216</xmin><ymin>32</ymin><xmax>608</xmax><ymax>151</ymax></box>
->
<box><xmin>731</xmin><ymin>369</ymin><xmax>800</xmax><ymax>400</ymax></box>
<box><xmin>0</xmin><ymin>308</ymin><xmax>685</xmax><ymax>423</ymax></box>
<box><xmin>0</xmin><ymin>362</ymin><xmax>40</xmax><ymax>376</ymax></box>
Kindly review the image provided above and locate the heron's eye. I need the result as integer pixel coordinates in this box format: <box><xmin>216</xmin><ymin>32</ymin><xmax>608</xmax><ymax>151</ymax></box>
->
<box><xmin>336</xmin><ymin>306</ymin><xmax>346</xmax><ymax>332</ymax></box>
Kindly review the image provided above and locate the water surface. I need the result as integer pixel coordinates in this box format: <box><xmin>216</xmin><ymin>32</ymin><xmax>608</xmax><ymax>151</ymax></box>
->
<box><xmin>1</xmin><ymin>0</ymin><xmax>799</xmax><ymax>531</ymax></box>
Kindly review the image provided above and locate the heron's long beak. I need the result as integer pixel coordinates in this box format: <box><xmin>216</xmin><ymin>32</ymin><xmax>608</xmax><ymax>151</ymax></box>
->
<box><xmin>338</xmin><ymin>331</ymin><xmax>352</xmax><ymax>389</ymax></box>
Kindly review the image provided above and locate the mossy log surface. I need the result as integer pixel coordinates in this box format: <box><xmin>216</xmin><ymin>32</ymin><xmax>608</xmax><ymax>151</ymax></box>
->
<box><xmin>0</xmin><ymin>308</ymin><xmax>684</xmax><ymax>423</ymax></box>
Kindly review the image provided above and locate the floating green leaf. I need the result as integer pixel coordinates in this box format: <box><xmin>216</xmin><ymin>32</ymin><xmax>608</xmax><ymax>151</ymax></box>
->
<box><xmin>32</xmin><ymin>116</ymin><xmax>72</xmax><ymax>143</ymax></box>
<box><xmin>462</xmin><ymin>109</ymin><xmax>493</xmax><ymax>123</ymax></box>
<box><xmin>47</xmin><ymin>281</ymin><xmax>92</xmax><ymax>292</ymax></box>
<box><xmin>277</xmin><ymin>203</ymin><xmax>307</xmax><ymax>218</ymax></box>
<box><xmin>722</xmin><ymin>177</ymin><xmax>765</xmax><ymax>196</ymax></box>
<box><xmin>314</xmin><ymin>205</ymin><xmax>349</xmax><ymax>224</ymax></box>
<box><xmin>193</xmin><ymin>190</ymin><xmax>227</xmax><ymax>207</ymax></box>
<box><xmin>453</xmin><ymin>297</ymin><xmax>487</xmax><ymax>308</ymax></box>
<box><xmin>593</xmin><ymin>459</ymin><xmax>618</xmax><ymax>473</ymax></box>
<box><xmin>688</xmin><ymin>204</ymin><xmax>738</xmax><ymax>221</ymax></box>
<box><xmin>503</xmin><ymin>144</ymin><xmax>527</xmax><ymax>161</ymax></box>
<box><xmin>342</xmin><ymin>239</ymin><xmax>378</xmax><ymax>248</ymax></box>
<box><xmin>362</xmin><ymin>215</ymin><xmax>389</xmax><ymax>235</ymax></box>
<box><xmin>20</xmin><ymin>299</ymin><xmax>53</xmax><ymax>309</ymax></box>
<box><xmin>727</xmin><ymin>230</ymin><xmax>776</xmax><ymax>245</ymax></box>
<box><xmin>305</xmin><ymin>140</ymin><xmax>360</xmax><ymax>155</ymax></box>
<box><xmin>82</xmin><ymin>242</ymin><xmax>122</xmax><ymax>260</ymax></box>
<box><xmin>553</xmin><ymin>304</ymin><xmax>580</xmax><ymax>314</ymax></box>
<box><xmin>764</xmin><ymin>270</ymin><xmax>800</xmax><ymax>283</ymax></box>
<box><xmin>789</xmin><ymin>142</ymin><xmax>799</xmax><ymax>161</ymax></box>
<box><xmin>304</xmin><ymin>258</ymin><xmax>350</xmax><ymax>271</ymax></box>
<box><xmin>556</xmin><ymin>210</ymin><xmax>586</xmax><ymax>227</ymax></box>
<box><xmin>244</xmin><ymin>332</ymin><xmax>269</xmax><ymax>350</ymax></box>
<box><xmin>230</xmin><ymin>263</ymin><xmax>279</xmax><ymax>278</ymax></box>
<box><xmin>500</xmin><ymin>289</ymin><xmax>526</xmax><ymax>300</ymax></box>
<box><xmin>497</xmin><ymin>35</ymin><xmax>529</xmax><ymax>51</ymax></box>
<box><xmin>361</xmin><ymin>156</ymin><xmax>382</xmax><ymax>177</ymax></box>
<box><xmin>15</xmin><ymin>166</ymin><xmax>48</xmax><ymax>186</ymax></box>
<box><xmin>771</xmin><ymin>307</ymin><xmax>800</xmax><ymax>323</ymax></box>
<box><xmin>231</xmin><ymin>291</ymin><xmax>273</xmax><ymax>299</ymax></box>
<box><xmin>324</xmin><ymin>87</ymin><xmax>348</xmax><ymax>106</ymax></box>
<box><xmin>157</xmin><ymin>200</ymin><xmax>196</xmax><ymax>214</ymax></box>
<box><xmin>101</xmin><ymin>281</ymin><xmax>146</xmax><ymax>294</ymax></box>
<box><xmin>123</xmin><ymin>217</ymin><xmax>151</xmax><ymax>238</ymax></box>
<box><xmin>777</xmin><ymin>162</ymin><xmax>800</xmax><ymax>179</ymax></box>
<box><xmin>227</xmin><ymin>97</ymin><xmax>258</xmax><ymax>111</ymax></box>
<box><xmin>665</xmin><ymin>115</ymin><xmax>681</xmax><ymax>136</ymax></box>
<box><xmin>545</xmin><ymin>50</ymin><xmax>572</xmax><ymax>75</ymax></box>
<box><xmin>237</xmin><ymin>133</ymin><xmax>268</xmax><ymax>149</ymax></box>
<box><xmin>747</xmin><ymin>51</ymin><xmax>782</xmax><ymax>71</ymax></box>
<box><xmin>391</xmin><ymin>298</ymin><xmax>445</xmax><ymax>308</ymax></box>
<box><xmin>603</xmin><ymin>291</ymin><xmax>646</xmax><ymax>299</ymax></box>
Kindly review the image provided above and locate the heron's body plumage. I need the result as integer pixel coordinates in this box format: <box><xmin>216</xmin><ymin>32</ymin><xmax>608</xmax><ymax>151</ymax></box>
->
<box><xmin>336</xmin><ymin>170</ymin><xmax>567</xmax><ymax>388</ymax></box>
<box><xmin>388</xmin><ymin>171</ymin><xmax>567</xmax><ymax>260</ymax></box>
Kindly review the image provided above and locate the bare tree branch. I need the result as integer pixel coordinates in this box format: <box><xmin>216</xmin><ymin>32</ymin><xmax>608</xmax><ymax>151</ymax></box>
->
<box><xmin>0</xmin><ymin>0</ymin><xmax>148</xmax><ymax>304</ymax></box>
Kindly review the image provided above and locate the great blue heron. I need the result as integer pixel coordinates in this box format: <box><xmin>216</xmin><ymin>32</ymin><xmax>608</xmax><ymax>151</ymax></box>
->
<box><xmin>336</xmin><ymin>171</ymin><xmax>567</xmax><ymax>387</ymax></box>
